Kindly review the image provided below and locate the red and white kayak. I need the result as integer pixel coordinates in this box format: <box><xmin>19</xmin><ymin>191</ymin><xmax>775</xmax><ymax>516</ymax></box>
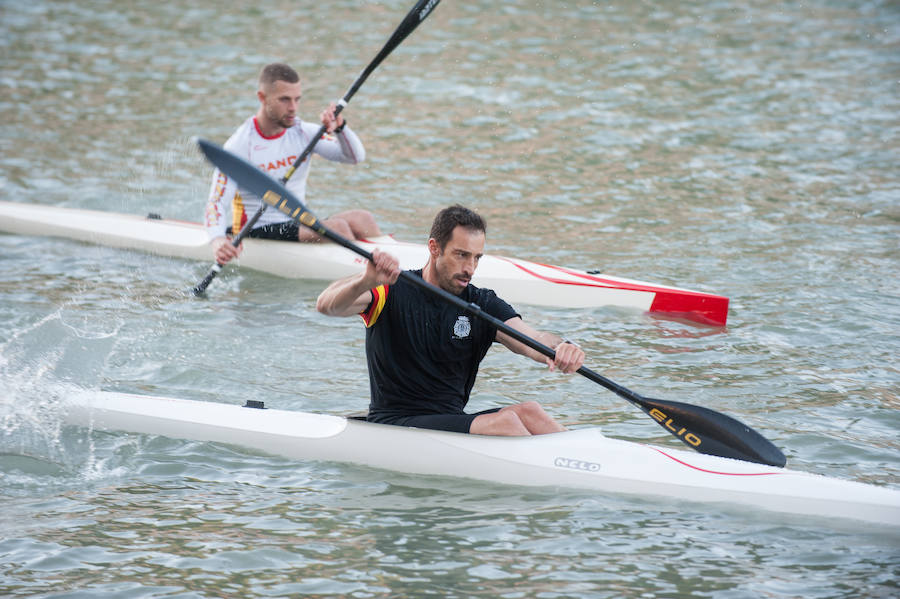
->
<box><xmin>0</xmin><ymin>200</ymin><xmax>729</xmax><ymax>325</ymax></box>
<box><xmin>63</xmin><ymin>390</ymin><xmax>900</xmax><ymax>527</ymax></box>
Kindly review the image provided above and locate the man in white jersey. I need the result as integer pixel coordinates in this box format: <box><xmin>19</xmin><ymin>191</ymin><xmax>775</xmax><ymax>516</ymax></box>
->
<box><xmin>205</xmin><ymin>63</ymin><xmax>380</xmax><ymax>265</ymax></box>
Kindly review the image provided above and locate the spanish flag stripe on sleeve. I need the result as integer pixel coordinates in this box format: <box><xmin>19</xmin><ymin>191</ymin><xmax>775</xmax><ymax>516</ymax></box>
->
<box><xmin>360</xmin><ymin>284</ymin><xmax>389</xmax><ymax>327</ymax></box>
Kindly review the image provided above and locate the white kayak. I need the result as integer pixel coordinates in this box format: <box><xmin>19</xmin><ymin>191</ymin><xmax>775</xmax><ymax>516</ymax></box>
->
<box><xmin>0</xmin><ymin>200</ymin><xmax>729</xmax><ymax>326</ymax></box>
<box><xmin>64</xmin><ymin>391</ymin><xmax>900</xmax><ymax>527</ymax></box>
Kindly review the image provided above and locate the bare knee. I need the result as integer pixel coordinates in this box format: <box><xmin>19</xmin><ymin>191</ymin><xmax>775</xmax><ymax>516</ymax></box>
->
<box><xmin>338</xmin><ymin>209</ymin><xmax>381</xmax><ymax>238</ymax></box>
<box><xmin>328</xmin><ymin>218</ymin><xmax>355</xmax><ymax>239</ymax></box>
<box><xmin>517</xmin><ymin>401</ymin><xmax>545</xmax><ymax>416</ymax></box>
<box><xmin>512</xmin><ymin>401</ymin><xmax>550</xmax><ymax>421</ymax></box>
<box><xmin>470</xmin><ymin>410</ymin><xmax>530</xmax><ymax>436</ymax></box>
<box><xmin>509</xmin><ymin>401</ymin><xmax>566</xmax><ymax>434</ymax></box>
<box><xmin>299</xmin><ymin>217</ymin><xmax>354</xmax><ymax>242</ymax></box>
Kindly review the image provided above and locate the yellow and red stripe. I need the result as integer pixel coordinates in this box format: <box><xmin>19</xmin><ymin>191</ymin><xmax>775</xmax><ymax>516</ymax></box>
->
<box><xmin>361</xmin><ymin>284</ymin><xmax>389</xmax><ymax>327</ymax></box>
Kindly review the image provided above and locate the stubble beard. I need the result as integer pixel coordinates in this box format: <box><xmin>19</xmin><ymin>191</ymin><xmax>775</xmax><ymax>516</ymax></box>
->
<box><xmin>265</xmin><ymin>104</ymin><xmax>295</xmax><ymax>131</ymax></box>
<box><xmin>436</xmin><ymin>261</ymin><xmax>469</xmax><ymax>296</ymax></box>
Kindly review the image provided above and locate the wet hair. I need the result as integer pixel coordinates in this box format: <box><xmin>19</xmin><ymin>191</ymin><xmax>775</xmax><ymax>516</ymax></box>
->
<box><xmin>258</xmin><ymin>63</ymin><xmax>300</xmax><ymax>89</ymax></box>
<box><xmin>429</xmin><ymin>204</ymin><xmax>486</xmax><ymax>250</ymax></box>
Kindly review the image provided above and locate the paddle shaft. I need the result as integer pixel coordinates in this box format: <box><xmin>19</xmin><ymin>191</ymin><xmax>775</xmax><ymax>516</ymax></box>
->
<box><xmin>192</xmin><ymin>0</ymin><xmax>442</xmax><ymax>296</ymax></box>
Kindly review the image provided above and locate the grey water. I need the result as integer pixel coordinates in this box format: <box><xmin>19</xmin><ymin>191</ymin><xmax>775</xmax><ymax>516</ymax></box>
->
<box><xmin>1</xmin><ymin>0</ymin><xmax>899</xmax><ymax>597</ymax></box>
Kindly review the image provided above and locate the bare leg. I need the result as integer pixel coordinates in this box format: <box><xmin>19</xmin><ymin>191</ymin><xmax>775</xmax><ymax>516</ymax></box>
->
<box><xmin>296</xmin><ymin>210</ymin><xmax>381</xmax><ymax>243</ymax></box>
<box><xmin>337</xmin><ymin>209</ymin><xmax>381</xmax><ymax>239</ymax></box>
<box><xmin>470</xmin><ymin>402</ymin><xmax>566</xmax><ymax>436</ymax></box>
<box><xmin>510</xmin><ymin>401</ymin><xmax>567</xmax><ymax>434</ymax></box>
<box><xmin>296</xmin><ymin>216</ymin><xmax>355</xmax><ymax>243</ymax></box>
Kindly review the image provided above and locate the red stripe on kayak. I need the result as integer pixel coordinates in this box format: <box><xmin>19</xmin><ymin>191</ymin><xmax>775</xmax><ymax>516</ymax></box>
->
<box><xmin>648</xmin><ymin>446</ymin><xmax>784</xmax><ymax>476</ymax></box>
<box><xmin>495</xmin><ymin>257</ymin><xmax>729</xmax><ymax>326</ymax></box>
<box><xmin>649</xmin><ymin>290</ymin><xmax>729</xmax><ymax>327</ymax></box>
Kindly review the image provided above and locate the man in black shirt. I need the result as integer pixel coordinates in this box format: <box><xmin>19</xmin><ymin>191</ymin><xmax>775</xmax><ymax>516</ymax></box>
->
<box><xmin>316</xmin><ymin>205</ymin><xmax>585</xmax><ymax>436</ymax></box>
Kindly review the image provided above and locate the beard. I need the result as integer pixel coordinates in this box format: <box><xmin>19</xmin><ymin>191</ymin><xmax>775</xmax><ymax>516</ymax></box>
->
<box><xmin>265</xmin><ymin>105</ymin><xmax>295</xmax><ymax>130</ymax></box>
<box><xmin>434</xmin><ymin>263</ymin><xmax>470</xmax><ymax>295</ymax></box>
<box><xmin>276</xmin><ymin>113</ymin><xmax>295</xmax><ymax>129</ymax></box>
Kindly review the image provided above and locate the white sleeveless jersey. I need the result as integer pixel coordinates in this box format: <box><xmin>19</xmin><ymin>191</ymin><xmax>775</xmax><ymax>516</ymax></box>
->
<box><xmin>204</xmin><ymin>116</ymin><xmax>365</xmax><ymax>239</ymax></box>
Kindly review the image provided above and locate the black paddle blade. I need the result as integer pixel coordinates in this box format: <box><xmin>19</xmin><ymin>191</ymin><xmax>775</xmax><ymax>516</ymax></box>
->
<box><xmin>641</xmin><ymin>396</ymin><xmax>786</xmax><ymax>467</ymax></box>
<box><xmin>197</xmin><ymin>139</ymin><xmax>324</xmax><ymax>233</ymax></box>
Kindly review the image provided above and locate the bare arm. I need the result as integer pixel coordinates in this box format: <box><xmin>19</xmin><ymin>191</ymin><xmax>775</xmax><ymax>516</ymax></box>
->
<box><xmin>316</xmin><ymin>249</ymin><xmax>400</xmax><ymax>317</ymax></box>
<box><xmin>496</xmin><ymin>317</ymin><xmax>585</xmax><ymax>374</ymax></box>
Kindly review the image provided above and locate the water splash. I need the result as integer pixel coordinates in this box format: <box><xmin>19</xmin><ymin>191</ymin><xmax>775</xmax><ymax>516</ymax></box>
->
<box><xmin>0</xmin><ymin>309</ymin><xmax>129</xmax><ymax>492</ymax></box>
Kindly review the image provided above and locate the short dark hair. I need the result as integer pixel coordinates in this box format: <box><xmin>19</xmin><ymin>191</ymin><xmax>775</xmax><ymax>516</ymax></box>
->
<box><xmin>258</xmin><ymin>63</ymin><xmax>300</xmax><ymax>88</ymax></box>
<box><xmin>429</xmin><ymin>204</ymin><xmax>486</xmax><ymax>249</ymax></box>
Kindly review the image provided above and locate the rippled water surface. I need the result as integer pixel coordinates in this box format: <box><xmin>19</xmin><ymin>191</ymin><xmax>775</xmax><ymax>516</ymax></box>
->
<box><xmin>2</xmin><ymin>1</ymin><xmax>899</xmax><ymax>597</ymax></box>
